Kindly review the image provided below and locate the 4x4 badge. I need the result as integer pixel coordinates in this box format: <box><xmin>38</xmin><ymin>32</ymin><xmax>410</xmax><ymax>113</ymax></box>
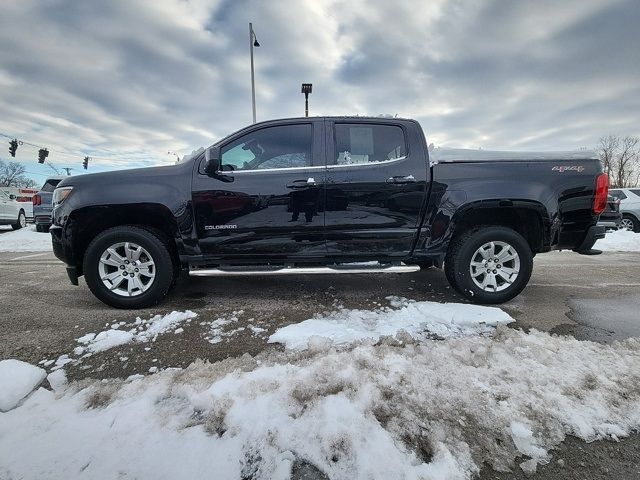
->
<box><xmin>552</xmin><ymin>165</ymin><xmax>585</xmax><ymax>173</ymax></box>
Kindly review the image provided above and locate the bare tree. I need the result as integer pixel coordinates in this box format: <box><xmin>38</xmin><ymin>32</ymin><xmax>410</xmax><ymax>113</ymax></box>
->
<box><xmin>598</xmin><ymin>135</ymin><xmax>640</xmax><ymax>187</ymax></box>
<box><xmin>0</xmin><ymin>160</ymin><xmax>37</xmax><ymax>188</ymax></box>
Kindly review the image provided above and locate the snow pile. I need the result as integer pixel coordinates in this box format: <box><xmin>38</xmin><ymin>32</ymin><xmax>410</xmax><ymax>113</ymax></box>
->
<box><xmin>0</xmin><ymin>225</ymin><xmax>53</xmax><ymax>252</ymax></box>
<box><xmin>0</xmin><ymin>359</ymin><xmax>46</xmax><ymax>411</ymax></box>
<box><xmin>204</xmin><ymin>310</ymin><xmax>243</xmax><ymax>344</ymax></box>
<box><xmin>269</xmin><ymin>296</ymin><xmax>514</xmax><ymax>350</ymax></box>
<box><xmin>595</xmin><ymin>229</ymin><xmax>640</xmax><ymax>252</ymax></box>
<box><xmin>74</xmin><ymin>311</ymin><xmax>198</xmax><ymax>356</ymax></box>
<box><xmin>77</xmin><ymin>330</ymin><xmax>135</xmax><ymax>354</ymax></box>
<box><xmin>203</xmin><ymin>310</ymin><xmax>269</xmax><ymax>344</ymax></box>
<box><xmin>3</xmin><ymin>327</ymin><xmax>639</xmax><ymax>479</ymax></box>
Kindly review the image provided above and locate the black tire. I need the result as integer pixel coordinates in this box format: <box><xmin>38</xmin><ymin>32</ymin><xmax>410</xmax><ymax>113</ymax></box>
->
<box><xmin>444</xmin><ymin>226</ymin><xmax>533</xmax><ymax>304</ymax></box>
<box><xmin>83</xmin><ymin>226</ymin><xmax>176</xmax><ymax>309</ymax></box>
<box><xmin>11</xmin><ymin>210</ymin><xmax>26</xmax><ymax>230</ymax></box>
<box><xmin>36</xmin><ymin>224</ymin><xmax>49</xmax><ymax>233</ymax></box>
<box><xmin>622</xmin><ymin>214</ymin><xmax>640</xmax><ymax>233</ymax></box>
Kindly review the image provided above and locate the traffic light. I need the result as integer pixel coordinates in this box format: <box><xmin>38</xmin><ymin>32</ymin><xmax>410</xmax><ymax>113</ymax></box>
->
<box><xmin>38</xmin><ymin>148</ymin><xmax>49</xmax><ymax>164</ymax></box>
<box><xmin>9</xmin><ymin>139</ymin><xmax>18</xmax><ymax>157</ymax></box>
<box><xmin>83</xmin><ymin>156</ymin><xmax>89</xmax><ymax>170</ymax></box>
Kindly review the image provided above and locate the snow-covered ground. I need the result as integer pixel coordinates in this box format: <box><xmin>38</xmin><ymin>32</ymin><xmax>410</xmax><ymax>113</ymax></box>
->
<box><xmin>0</xmin><ymin>359</ymin><xmax>46</xmax><ymax>411</ymax></box>
<box><xmin>269</xmin><ymin>296</ymin><xmax>514</xmax><ymax>350</ymax></box>
<box><xmin>2</xmin><ymin>302</ymin><xmax>640</xmax><ymax>479</ymax></box>
<box><xmin>595</xmin><ymin>229</ymin><xmax>640</xmax><ymax>252</ymax></box>
<box><xmin>38</xmin><ymin>311</ymin><xmax>198</xmax><ymax>369</ymax></box>
<box><xmin>0</xmin><ymin>225</ymin><xmax>52</xmax><ymax>252</ymax></box>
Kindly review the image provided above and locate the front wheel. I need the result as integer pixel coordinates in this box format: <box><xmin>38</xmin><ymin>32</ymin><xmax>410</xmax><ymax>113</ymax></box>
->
<box><xmin>445</xmin><ymin>226</ymin><xmax>533</xmax><ymax>304</ymax></box>
<box><xmin>83</xmin><ymin>226</ymin><xmax>176</xmax><ymax>309</ymax></box>
<box><xmin>12</xmin><ymin>210</ymin><xmax>26</xmax><ymax>230</ymax></box>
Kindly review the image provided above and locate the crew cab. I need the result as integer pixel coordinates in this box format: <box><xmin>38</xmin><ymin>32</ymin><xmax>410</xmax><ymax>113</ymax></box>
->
<box><xmin>50</xmin><ymin>117</ymin><xmax>608</xmax><ymax>309</ymax></box>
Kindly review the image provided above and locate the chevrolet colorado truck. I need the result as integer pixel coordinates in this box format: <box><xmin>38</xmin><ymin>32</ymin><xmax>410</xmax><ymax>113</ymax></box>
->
<box><xmin>50</xmin><ymin>117</ymin><xmax>608</xmax><ymax>309</ymax></box>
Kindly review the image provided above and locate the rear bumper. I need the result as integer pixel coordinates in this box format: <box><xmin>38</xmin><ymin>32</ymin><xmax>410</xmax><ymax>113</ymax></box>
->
<box><xmin>573</xmin><ymin>225</ymin><xmax>606</xmax><ymax>253</ymax></box>
<box><xmin>33</xmin><ymin>206</ymin><xmax>53</xmax><ymax>224</ymax></box>
<box><xmin>597</xmin><ymin>220</ymin><xmax>620</xmax><ymax>229</ymax></box>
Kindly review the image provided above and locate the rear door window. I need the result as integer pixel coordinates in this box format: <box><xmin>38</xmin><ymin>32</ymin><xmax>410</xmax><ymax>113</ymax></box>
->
<box><xmin>629</xmin><ymin>189</ymin><xmax>640</xmax><ymax>197</ymax></box>
<box><xmin>333</xmin><ymin>124</ymin><xmax>406</xmax><ymax>165</ymax></box>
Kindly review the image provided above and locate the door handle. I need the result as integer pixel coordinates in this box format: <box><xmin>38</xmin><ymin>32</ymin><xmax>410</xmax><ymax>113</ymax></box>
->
<box><xmin>386</xmin><ymin>175</ymin><xmax>416</xmax><ymax>184</ymax></box>
<box><xmin>286</xmin><ymin>178</ymin><xmax>317</xmax><ymax>189</ymax></box>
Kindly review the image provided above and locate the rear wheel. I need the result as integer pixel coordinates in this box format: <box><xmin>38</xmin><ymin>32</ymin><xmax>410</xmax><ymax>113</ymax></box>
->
<box><xmin>11</xmin><ymin>210</ymin><xmax>26</xmax><ymax>230</ymax></box>
<box><xmin>621</xmin><ymin>214</ymin><xmax>639</xmax><ymax>233</ymax></box>
<box><xmin>83</xmin><ymin>226</ymin><xmax>175</xmax><ymax>309</ymax></box>
<box><xmin>445</xmin><ymin>226</ymin><xmax>533</xmax><ymax>304</ymax></box>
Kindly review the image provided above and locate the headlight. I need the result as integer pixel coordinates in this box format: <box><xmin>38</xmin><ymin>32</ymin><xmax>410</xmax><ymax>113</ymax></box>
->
<box><xmin>52</xmin><ymin>186</ymin><xmax>73</xmax><ymax>207</ymax></box>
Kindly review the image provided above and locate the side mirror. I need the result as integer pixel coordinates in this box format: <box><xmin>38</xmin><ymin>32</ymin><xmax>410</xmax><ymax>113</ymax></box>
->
<box><xmin>9</xmin><ymin>194</ymin><xmax>16</xmax><ymax>200</ymax></box>
<box><xmin>204</xmin><ymin>146</ymin><xmax>221</xmax><ymax>176</ymax></box>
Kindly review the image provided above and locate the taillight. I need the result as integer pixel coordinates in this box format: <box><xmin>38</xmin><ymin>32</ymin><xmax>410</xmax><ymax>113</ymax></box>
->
<box><xmin>32</xmin><ymin>194</ymin><xmax>41</xmax><ymax>206</ymax></box>
<box><xmin>593</xmin><ymin>173</ymin><xmax>609</xmax><ymax>215</ymax></box>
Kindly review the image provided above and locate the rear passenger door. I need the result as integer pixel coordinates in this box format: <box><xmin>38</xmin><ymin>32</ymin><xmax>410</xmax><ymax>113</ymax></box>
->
<box><xmin>324</xmin><ymin>120</ymin><xmax>429</xmax><ymax>258</ymax></box>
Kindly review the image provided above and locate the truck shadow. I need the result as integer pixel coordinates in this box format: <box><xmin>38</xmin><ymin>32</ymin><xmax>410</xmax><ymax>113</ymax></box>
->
<box><xmin>167</xmin><ymin>268</ymin><xmax>465</xmax><ymax>311</ymax></box>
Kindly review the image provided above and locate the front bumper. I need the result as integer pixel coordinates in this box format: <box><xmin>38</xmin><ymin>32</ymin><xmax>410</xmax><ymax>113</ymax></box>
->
<box><xmin>50</xmin><ymin>224</ymin><xmax>65</xmax><ymax>262</ymax></box>
<box><xmin>50</xmin><ymin>224</ymin><xmax>79</xmax><ymax>285</ymax></box>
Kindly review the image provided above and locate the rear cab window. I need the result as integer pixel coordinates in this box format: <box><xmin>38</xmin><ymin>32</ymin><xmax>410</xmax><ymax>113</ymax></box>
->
<box><xmin>332</xmin><ymin>123</ymin><xmax>407</xmax><ymax>166</ymax></box>
<box><xmin>41</xmin><ymin>179</ymin><xmax>61</xmax><ymax>192</ymax></box>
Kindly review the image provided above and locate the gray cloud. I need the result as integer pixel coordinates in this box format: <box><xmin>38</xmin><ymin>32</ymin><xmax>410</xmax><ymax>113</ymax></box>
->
<box><xmin>0</xmin><ymin>0</ymin><xmax>638</xmax><ymax>177</ymax></box>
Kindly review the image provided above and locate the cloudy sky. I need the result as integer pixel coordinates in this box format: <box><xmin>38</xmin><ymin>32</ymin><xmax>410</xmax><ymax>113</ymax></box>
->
<box><xmin>1</xmin><ymin>0</ymin><xmax>639</xmax><ymax>183</ymax></box>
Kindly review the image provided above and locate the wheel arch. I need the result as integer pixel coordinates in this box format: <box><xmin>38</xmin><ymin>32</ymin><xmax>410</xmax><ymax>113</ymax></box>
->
<box><xmin>68</xmin><ymin>203</ymin><xmax>181</xmax><ymax>275</ymax></box>
<box><xmin>449</xmin><ymin>201</ymin><xmax>549</xmax><ymax>254</ymax></box>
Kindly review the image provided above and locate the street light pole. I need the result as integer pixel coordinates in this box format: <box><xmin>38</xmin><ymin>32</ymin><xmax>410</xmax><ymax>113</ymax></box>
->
<box><xmin>249</xmin><ymin>23</ymin><xmax>260</xmax><ymax>124</ymax></box>
<box><xmin>301</xmin><ymin>83</ymin><xmax>312</xmax><ymax>117</ymax></box>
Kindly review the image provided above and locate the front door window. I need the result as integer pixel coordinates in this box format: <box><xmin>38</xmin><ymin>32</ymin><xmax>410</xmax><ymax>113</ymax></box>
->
<box><xmin>221</xmin><ymin>124</ymin><xmax>313</xmax><ymax>171</ymax></box>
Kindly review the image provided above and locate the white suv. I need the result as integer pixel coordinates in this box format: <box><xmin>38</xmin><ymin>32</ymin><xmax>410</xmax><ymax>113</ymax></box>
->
<box><xmin>0</xmin><ymin>190</ymin><xmax>27</xmax><ymax>230</ymax></box>
<box><xmin>609</xmin><ymin>188</ymin><xmax>640</xmax><ymax>232</ymax></box>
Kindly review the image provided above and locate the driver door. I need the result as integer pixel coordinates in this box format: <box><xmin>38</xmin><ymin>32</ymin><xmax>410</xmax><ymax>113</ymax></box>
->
<box><xmin>192</xmin><ymin>120</ymin><xmax>327</xmax><ymax>260</ymax></box>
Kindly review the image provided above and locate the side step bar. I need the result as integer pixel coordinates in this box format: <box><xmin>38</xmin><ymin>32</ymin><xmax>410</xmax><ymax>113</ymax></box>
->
<box><xmin>189</xmin><ymin>264</ymin><xmax>420</xmax><ymax>277</ymax></box>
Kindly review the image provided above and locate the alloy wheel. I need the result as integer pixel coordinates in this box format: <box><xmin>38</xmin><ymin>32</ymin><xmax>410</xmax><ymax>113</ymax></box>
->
<box><xmin>98</xmin><ymin>242</ymin><xmax>156</xmax><ymax>297</ymax></box>
<box><xmin>469</xmin><ymin>241</ymin><xmax>520</xmax><ymax>292</ymax></box>
<box><xmin>620</xmin><ymin>218</ymin><xmax>634</xmax><ymax>231</ymax></box>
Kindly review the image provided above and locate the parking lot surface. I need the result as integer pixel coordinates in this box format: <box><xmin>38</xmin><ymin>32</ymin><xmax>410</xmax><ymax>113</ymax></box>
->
<box><xmin>1</xmin><ymin>248</ymin><xmax>640</xmax><ymax>479</ymax></box>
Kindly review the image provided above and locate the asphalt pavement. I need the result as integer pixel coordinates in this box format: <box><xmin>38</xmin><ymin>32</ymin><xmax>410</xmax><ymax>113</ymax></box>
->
<box><xmin>1</xmin><ymin>248</ymin><xmax>639</xmax><ymax>479</ymax></box>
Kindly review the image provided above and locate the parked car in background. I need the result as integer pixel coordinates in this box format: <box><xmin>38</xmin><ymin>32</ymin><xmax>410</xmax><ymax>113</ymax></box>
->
<box><xmin>597</xmin><ymin>195</ymin><xmax>622</xmax><ymax>231</ymax></box>
<box><xmin>16</xmin><ymin>196</ymin><xmax>34</xmax><ymax>221</ymax></box>
<box><xmin>0</xmin><ymin>190</ymin><xmax>27</xmax><ymax>230</ymax></box>
<box><xmin>1</xmin><ymin>187</ymin><xmax>37</xmax><ymax>221</ymax></box>
<box><xmin>609</xmin><ymin>188</ymin><xmax>640</xmax><ymax>232</ymax></box>
<box><xmin>33</xmin><ymin>176</ymin><xmax>65</xmax><ymax>232</ymax></box>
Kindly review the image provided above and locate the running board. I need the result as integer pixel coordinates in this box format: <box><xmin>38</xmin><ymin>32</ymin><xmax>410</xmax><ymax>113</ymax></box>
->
<box><xmin>189</xmin><ymin>264</ymin><xmax>420</xmax><ymax>277</ymax></box>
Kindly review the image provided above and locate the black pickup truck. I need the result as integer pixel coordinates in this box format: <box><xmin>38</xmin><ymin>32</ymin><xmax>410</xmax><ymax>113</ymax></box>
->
<box><xmin>50</xmin><ymin>117</ymin><xmax>608</xmax><ymax>309</ymax></box>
